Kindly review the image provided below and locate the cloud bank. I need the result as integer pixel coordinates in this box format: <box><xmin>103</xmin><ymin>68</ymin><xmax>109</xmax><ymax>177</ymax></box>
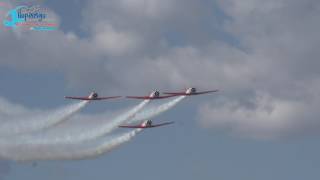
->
<box><xmin>0</xmin><ymin>0</ymin><xmax>319</xmax><ymax>139</ymax></box>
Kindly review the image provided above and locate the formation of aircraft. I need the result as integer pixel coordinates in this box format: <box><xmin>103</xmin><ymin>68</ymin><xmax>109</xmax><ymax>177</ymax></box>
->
<box><xmin>65</xmin><ymin>87</ymin><xmax>218</xmax><ymax>129</ymax></box>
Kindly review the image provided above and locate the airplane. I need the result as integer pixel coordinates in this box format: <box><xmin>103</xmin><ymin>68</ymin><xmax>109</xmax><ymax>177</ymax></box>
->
<box><xmin>65</xmin><ymin>91</ymin><xmax>121</xmax><ymax>101</ymax></box>
<box><xmin>126</xmin><ymin>90</ymin><xmax>176</xmax><ymax>100</ymax></box>
<box><xmin>119</xmin><ymin>120</ymin><xmax>174</xmax><ymax>129</ymax></box>
<box><xmin>163</xmin><ymin>87</ymin><xmax>218</xmax><ymax>96</ymax></box>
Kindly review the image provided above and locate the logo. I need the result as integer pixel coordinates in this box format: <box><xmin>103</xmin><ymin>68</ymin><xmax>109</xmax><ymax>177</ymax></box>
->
<box><xmin>0</xmin><ymin>1</ymin><xmax>8</xmax><ymax>7</ymax></box>
<box><xmin>3</xmin><ymin>5</ymin><xmax>57</xmax><ymax>31</ymax></box>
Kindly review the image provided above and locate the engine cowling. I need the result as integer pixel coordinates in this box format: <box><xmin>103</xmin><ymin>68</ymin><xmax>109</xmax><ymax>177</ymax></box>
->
<box><xmin>146</xmin><ymin>120</ymin><xmax>152</xmax><ymax>126</ymax></box>
<box><xmin>186</xmin><ymin>87</ymin><xmax>196</xmax><ymax>94</ymax></box>
<box><xmin>151</xmin><ymin>91</ymin><xmax>160</xmax><ymax>98</ymax></box>
<box><xmin>89</xmin><ymin>92</ymin><xmax>98</xmax><ymax>98</ymax></box>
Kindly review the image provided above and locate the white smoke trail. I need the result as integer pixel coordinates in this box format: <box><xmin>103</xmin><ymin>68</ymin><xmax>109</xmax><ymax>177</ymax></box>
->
<box><xmin>0</xmin><ymin>97</ymin><xmax>28</xmax><ymax>116</ymax></box>
<box><xmin>6</xmin><ymin>100</ymin><xmax>149</xmax><ymax>145</ymax></box>
<box><xmin>0</xmin><ymin>129</ymin><xmax>142</xmax><ymax>161</ymax></box>
<box><xmin>0</xmin><ymin>96</ymin><xmax>183</xmax><ymax>161</ymax></box>
<box><xmin>129</xmin><ymin>96</ymin><xmax>186</xmax><ymax>123</ymax></box>
<box><xmin>5</xmin><ymin>96</ymin><xmax>181</xmax><ymax>145</ymax></box>
<box><xmin>0</xmin><ymin>101</ymin><xmax>89</xmax><ymax>136</ymax></box>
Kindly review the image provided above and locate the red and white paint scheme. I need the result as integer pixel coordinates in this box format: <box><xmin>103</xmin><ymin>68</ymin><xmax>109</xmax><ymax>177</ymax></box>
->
<box><xmin>126</xmin><ymin>90</ymin><xmax>176</xmax><ymax>100</ymax></box>
<box><xmin>65</xmin><ymin>91</ymin><xmax>121</xmax><ymax>101</ymax></box>
<box><xmin>119</xmin><ymin>120</ymin><xmax>174</xmax><ymax>129</ymax></box>
<box><xmin>163</xmin><ymin>87</ymin><xmax>218</xmax><ymax>96</ymax></box>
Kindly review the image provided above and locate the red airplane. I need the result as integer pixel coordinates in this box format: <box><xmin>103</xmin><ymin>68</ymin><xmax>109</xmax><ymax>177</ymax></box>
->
<box><xmin>65</xmin><ymin>91</ymin><xmax>121</xmax><ymax>101</ymax></box>
<box><xmin>119</xmin><ymin>120</ymin><xmax>174</xmax><ymax>129</ymax></box>
<box><xmin>126</xmin><ymin>90</ymin><xmax>176</xmax><ymax>100</ymax></box>
<box><xmin>163</xmin><ymin>87</ymin><xmax>218</xmax><ymax>96</ymax></box>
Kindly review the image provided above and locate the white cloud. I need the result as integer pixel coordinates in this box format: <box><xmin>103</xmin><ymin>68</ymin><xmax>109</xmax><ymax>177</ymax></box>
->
<box><xmin>1</xmin><ymin>0</ymin><xmax>320</xmax><ymax>139</ymax></box>
<box><xmin>119</xmin><ymin>0</ymin><xmax>176</xmax><ymax>19</ymax></box>
<box><xmin>199</xmin><ymin>93</ymin><xmax>310</xmax><ymax>139</ymax></box>
<box><xmin>196</xmin><ymin>0</ymin><xmax>320</xmax><ymax>138</ymax></box>
<box><xmin>92</xmin><ymin>24</ymin><xmax>142</xmax><ymax>56</ymax></box>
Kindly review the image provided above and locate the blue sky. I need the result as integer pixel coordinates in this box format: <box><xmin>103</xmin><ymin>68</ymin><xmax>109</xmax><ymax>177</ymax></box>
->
<box><xmin>0</xmin><ymin>0</ymin><xmax>320</xmax><ymax>179</ymax></box>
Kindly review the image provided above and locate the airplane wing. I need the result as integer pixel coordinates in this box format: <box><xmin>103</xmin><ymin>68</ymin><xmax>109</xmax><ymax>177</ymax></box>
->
<box><xmin>193</xmin><ymin>90</ymin><xmax>219</xmax><ymax>95</ymax></box>
<box><xmin>94</xmin><ymin>96</ymin><xmax>122</xmax><ymax>100</ymax></box>
<box><xmin>156</xmin><ymin>95</ymin><xmax>178</xmax><ymax>99</ymax></box>
<box><xmin>65</xmin><ymin>96</ymin><xmax>92</xmax><ymax>100</ymax></box>
<box><xmin>125</xmin><ymin>96</ymin><xmax>151</xmax><ymax>100</ymax></box>
<box><xmin>118</xmin><ymin>125</ymin><xmax>144</xmax><ymax>128</ymax></box>
<box><xmin>162</xmin><ymin>92</ymin><xmax>186</xmax><ymax>95</ymax></box>
<box><xmin>149</xmin><ymin>121</ymin><xmax>174</xmax><ymax>127</ymax></box>
<box><xmin>163</xmin><ymin>90</ymin><xmax>219</xmax><ymax>96</ymax></box>
<box><xmin>119</xmin><ymin>122</ymin><xmax>174</xmax><ymax>128</ymax></box>
<box><xmin>126</xmin><ymin>95</ymin><xmax>176</xmax><ymax>100</ymax></box>
<box><xmin>65</xmin><ymin>96</ymin><xmax>121</xmax><ymax>100</ymax></box>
